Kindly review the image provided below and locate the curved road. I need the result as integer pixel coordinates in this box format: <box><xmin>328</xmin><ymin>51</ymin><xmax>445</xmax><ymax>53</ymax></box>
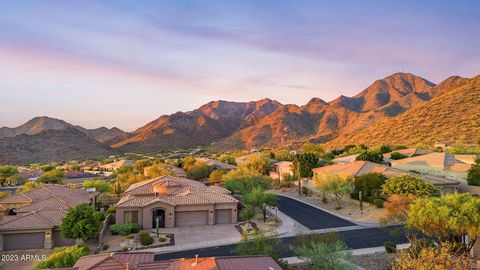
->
<box><xmin>154</xmin><ymin>196</ymin><xmax>407</xmax><ymax>261</ymax></box>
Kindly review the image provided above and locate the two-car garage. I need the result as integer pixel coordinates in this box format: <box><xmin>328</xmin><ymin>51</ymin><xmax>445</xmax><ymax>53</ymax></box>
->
<box><xmin>173</xmin><ymin>209</ymin><xmax>233</xmax><ymax>227</ymax></box>
<box><xmin>3</xmin><ymin>232</ymin><xmax>45</xmax><ymax>251</ymax></box>
<box><xmin>175</xmin><ymin>211</ymin><xmax>209</xmax><ymax>227</ymax></box>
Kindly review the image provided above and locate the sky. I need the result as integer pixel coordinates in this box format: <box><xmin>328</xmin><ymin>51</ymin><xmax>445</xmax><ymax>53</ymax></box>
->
<box><xmin>1</xmin><ymin>0</ymin><xmax>479</xmax><ymax>131</ymax></box>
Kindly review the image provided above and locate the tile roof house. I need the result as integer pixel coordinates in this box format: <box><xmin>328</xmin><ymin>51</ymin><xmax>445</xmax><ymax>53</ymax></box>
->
<box><xmin>196</xmin><ymin>158</ymin><xmax>237</xmax><ymax>170</ymax></box>
<box><xmin>312</xmin><ymin>161</ymin><xmax>460</xmax><ymax>195</ymax></box>
<box><xmin>70</xmin><ymin>252</ymin><xmax>283</xmax><ymax>270</ymax></box>
<box><xmin>98</xmin><ymin>160</ymin><xmax>134</xmax><ymax>172</ymax></box>
<box><xmin>390</xmin><ymin>152</ymin><xmax>477</xmax><ymax>180</ymax></box>
<box><xmin>115</xmin><ymin>176</ymin><xmax>238</xmax><ymax>228</ymax></box>
<box><xmin>269</xmin><ymin>161</ymin><xmax>294</xmax><ymax>181</ymax></box>
<box><xmin>0</xmin><ymin>185</ymin><xmax>98</xmax><ymax>251</ymax></box>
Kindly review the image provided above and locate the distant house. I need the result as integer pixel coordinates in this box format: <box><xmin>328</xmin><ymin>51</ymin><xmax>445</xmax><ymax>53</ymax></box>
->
<box><xmin>196</xmin><ymin>158</ymin><xmax>236</xmax><ymax>170</ymax></box>
<box><xmin>144</xmin><ymin>165</ymin><xmax>187</xmax><ymax>178</ymax></box>
<box><xmin>70</xmin><ymin>252</ymin><xmax>283</xmax><ymax>270</ymax></box>
<box><xmin>383</xmin><ymin>148</ymin><xmax>432</xmax><ymax>163</ymax></box>
<box><xmin>312</xmin><ymin>160</ymin><xmax>459</xmax><ymax>195</ymax></box>
<box><xmin>269</xmin><ymin>161</ymin><xmax>294</xmax><ymax>181</ymax></box>
<box><xmin>0</xmin><ymin>185</ymin><xmax>98</xmax><ymax>251</ymax></box>
<box><xmin>390</xmin><ymin>152</ymin><xmax>476</xmax><ymax>180</ymax></box>
<box><xmin>434</xmin><ymin>142</ymin><xmax>453</xmax><ymax>150</ymax></box>
<box><xmin>17</xmin><ymin>168</ymin><xmax>44</xmax><ymax>182</ymax></box>
<box><xmin>332</xmin><ymin>154</ymin><xmax>359</xmax><ymax>164</ymax></box>
<box><xmin>98</xmin><ymin>160</ymin><xmax>134</xmax><ymax>172</ymax></box>
<box><xmin>115</xmin><ymin>176</ymin><xmax>238</xmax><ymax>229</ymax></box>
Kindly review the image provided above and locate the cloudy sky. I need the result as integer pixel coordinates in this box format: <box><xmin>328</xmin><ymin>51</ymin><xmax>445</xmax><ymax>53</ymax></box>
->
<box><xmin>1</xmin><ymin>0</ymin><xmax>479</xmax><ymax>130</ymax></box>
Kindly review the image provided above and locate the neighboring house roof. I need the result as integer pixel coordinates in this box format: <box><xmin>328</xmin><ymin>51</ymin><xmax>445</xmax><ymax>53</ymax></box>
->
<box><xmin>17</xmin><ymin>169</ymin><xmax>44</xmax><ymax>181</ymax></box>
<box><xmin>272</xmin><ymin>161</ymin><xmax>293</xmax><ymax>167</ymax></box>
<box><xmin>332</xmin><ymin>154</ymin><xmax>359</xmax><ymax>164</ymax></box>
<box><xmin>65</xmin><ymin>171</ymin><xmax>97</xmax><ymax>179</ymax></box>
<box><xmin>0</xmin><ymin>185</ymin><xmax>95</xmax><ymax>207</ymax></box>
<box><xmin>196</xmin><ymin>158</ymin><xmax>236</xmax><ymax>170</ymax></box>
<box><xmin>0</xmin><ymin>209</ymin><xmax>67</xmax><ymax>231</ymax></box>
<box><xmin>313</xmin><ymin>161</ymin><xmax>459</xmax><ymax>186</ymax></box>
<box><xmin>391</xmin><ymin>152</ymin><xmax>476</xmax><ymax>171</ymax></box>
<box><xmin>98</xmin><ymin>160</ymin><xmax>134</xmax><ymax>171</ymax></box>
<box><xmin>384</xmin><ymin>148</ymin><xmax>432</xmax><ymax>159</ymax></box>
<box><xmin>14</xmin><ymin>196</ymin><xmax>71</xmax><ymax>213</ymax></box>
<box><xmin>117</xmin><ymin>176</ymin><xmax>237</xmax><ymax>208</ymax></box>
<box><xmin>71</xmin><ymin>253</ymin><xmax>282</xmax><ymax>270</ymax></box>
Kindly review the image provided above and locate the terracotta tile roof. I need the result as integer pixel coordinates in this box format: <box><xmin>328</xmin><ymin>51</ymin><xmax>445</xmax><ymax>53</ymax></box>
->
<box><xmin>15</xmin><ymin>196</ymin><xmax>71</xmax><ymax>213</ymax></box>
<box><xmin>208</xmin><ymin>186</ymin><xmax>232</xmax><ymax>194</ymax></box>
<box><xmin>117</xmin><ymin>176</ymin><xmax>237</xmax><ymax>208</ymax></box>
<box><xmin>0</xmin><ymin>185</ymin><xmax>94</xmax><ymax>206</ymax></box>
<box><xmin>73</xmin><ymin>252</ymin><xmax>155</xmax><ymax>270</ymax></box>
<box><xmin>0</xmin><ymin>209</ymin><xmax>66</xmax><ymax>231</ymax></box>
<box><xmin>215</xmin><ymin>255</ymin><xmax>283</xmax><ymax>270</ymax></box>
<box><xmin>72</xmin><ymin>254</ymin><xmax>282</xmax><ymax>270</ymax></box>
<box><xmin>313</xmin><ymin>161</ymin><xmax>459</xmax><ymax>186</ymax></box>
<box><xmin>391</xmin><ymin>153</ymin><xmax>476</xmax><ymax>172</ymax></box>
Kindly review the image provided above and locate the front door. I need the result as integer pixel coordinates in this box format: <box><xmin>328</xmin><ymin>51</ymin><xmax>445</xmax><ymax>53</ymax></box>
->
<box><xmin>152</xmin><ymin>209</ymin><xmax>165</xmax><ymax>228</ymax></box>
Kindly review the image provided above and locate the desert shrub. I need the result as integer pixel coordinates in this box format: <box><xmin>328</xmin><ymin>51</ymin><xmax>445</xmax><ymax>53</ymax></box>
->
<box><xmin>186</xmin><ymin>162</ymin><xmax>213</xmax><ymax>180</ymax></box>
<box><xmin>384</xmin><ymin>241</ymin><xmax>397</xmax><ymax>253</ymax></box>
<box><xmin>140</xmin><ymin>232</ymin><xmax>154</xmax><ymax>246</ymax></box>
<box><xmin>107</xmin><ymin>205</ymin><xmax>116</xmax><ymax>214</ymax></box>
<box><xmin>356</xmin><ymin>151</ymin><xmax>384</xmax><ymax>164</ymax></box>
<box><xmin>382</xmin><ymin>175</ymin><xmax>440</xmax><ymax>197</ymax></box>
<box><xmin>102</xmin><ymin>244</ymin><xmax>109</xmax><ymax>250</ymax></box>
<box><xmin>35</xmin><ymin>244</ymin><xmax>89</xmax><ymax>269</ymax></box>
<box><xmin>373</xmin><ymin>198</ymin><xmax>384</xmax><ymax>208</ymax></box>
<box><xmin>467</xmin><ymin>164</ymin><xmax>480</xmax><ymax>186</ymax></box>
<box><xmin>390</xmin><ymin>152</ymin><xmax>408</xmax><ymax>160</ymax></box>
<box><xmin>159</xmin><ymin>236</ymin><xmax>167</xmax><ymax>242</ymax></box>
<box><xmin>110</xmin><ymin>223</ymin><xmax>139</xmax><ymax>236</ymax></box>
<box><xmin>379</xmin><ymin>145</ymin><xmax>392</xmax><ymax>154</ymax></box>
<box><xmin>353</xmin><ymin>172</ymin><xmax>387</xmax><ymax>198</ymax></box>
<box><xmin>301</xmin><ymin>186</ymin><xmax>310</xmax><ymax>196</ymax></box>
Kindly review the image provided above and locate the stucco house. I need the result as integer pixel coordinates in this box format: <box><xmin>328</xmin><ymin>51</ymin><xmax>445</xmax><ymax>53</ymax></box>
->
<box><xmin>312</xmin><ymin>160</ymin><xmax>460</xmax><ymax>195</ymax></box>
<box><xmin>115</xmin><ymin>176</ymin><xmax>238</xmax><ymax>228</ymax></box>
<box><xmin>196</xmin><ymin>158</ymin><xmax>237</xmax><ymax>170</ymax></box>
<box><xmin>98</xmin><ymin>159</ymin><xmax>134</xmax><ymax>172</ymax></box>
<box><xmin>390</xmin><ymin>152</ymin><xmax>476</xmax><ymax>180</ymax></box>
<box><xmin>269</xmin><ymin>161</ymin><xmax>294</xmax><ymax>181</ymax></box>
<box><xmin>0</xmin><ymin>185</ymin><xmax>98</xmax><ymax>251</ymax></box>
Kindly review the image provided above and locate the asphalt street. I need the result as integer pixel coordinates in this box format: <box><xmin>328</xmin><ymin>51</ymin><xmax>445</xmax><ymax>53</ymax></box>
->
<box><xmin>276</xmin><ymin>195</ymin><xmax>356</xmax><ymax>229</ymax></box>
<box><xmin>154</xmin><ymin>226</ymin><xmax>406</xmax><ymax>260</ymax></box>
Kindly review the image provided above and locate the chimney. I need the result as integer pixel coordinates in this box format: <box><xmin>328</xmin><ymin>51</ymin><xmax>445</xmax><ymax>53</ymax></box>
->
<box><xmin>191</xmin><ymin>254</ymin><xmax>198</xmax><ymax>267</ymax></box>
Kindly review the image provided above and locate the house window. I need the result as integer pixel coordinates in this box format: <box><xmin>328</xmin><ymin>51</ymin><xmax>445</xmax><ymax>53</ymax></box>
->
<box><xmin>124</xmin><ymin>211</ymin><xmax>138</xmax><ymax>224</ymax></box>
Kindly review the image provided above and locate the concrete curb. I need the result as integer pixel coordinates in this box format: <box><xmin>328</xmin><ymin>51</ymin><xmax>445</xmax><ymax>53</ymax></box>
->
<box><xmin>277</xmin><ymin>194</ymin><xmax>380</xmax><ymax>227</ymax></box>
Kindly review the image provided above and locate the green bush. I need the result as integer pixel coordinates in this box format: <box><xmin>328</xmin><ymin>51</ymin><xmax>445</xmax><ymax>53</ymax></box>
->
<box><xmin>140</xmin><ymin>232</ymin><xmax>154</xmax><ymax>246</ymax></box>
<box><xmin>467</xmin><ymin>164</ymin><xmax>480</xmax><ymax>186</ymax></box>
<box><xmin>390</xmin><ymin>152</ymin><xmax>408</xmax><ymax>160</ymax></box>
<box><xmin>373</xmin><ymin>198</ymin><xmax>384</xmax><ymax>208</ymax></box>
<box><xmin>110</xmin><ymin>223</ymin><xmax>140</xmax><ymax>236</ymax></box>
<box><xmin>107</xmin><ymin>205</ymin><xmax>116</xmax><ymax>214</ymax></box>
<box><xmin>35</xmin><ymin>245</ymin><xmax>89</xmax><ymax>269</ymax></box>
<box><xmin>301</xmin><ymin>186</ymin><xmax>310</xmax><ymax>196</ymax></box>
<box><xmin>159</xmin><ymin>236</ymin><xmax>166</xmax><ymax>242</ymax></box>
<box><xmin>353</xmin><ymin>172</ymin><xmax>387</xmax><ymax>198</ymax></box>
<box><xmin>102</xmin><ymin>244</ymin><xmax>109</xmax><ymax>250</ymax></box>
<box><xmin>356</xmin><ymin>151</ymin><xmax>384</xmax><ymax>164</ymax></box>
<box><xmin>384</xmin><ymin>241</ymin><xmax>397</xmax><ymax>253</ymax></box>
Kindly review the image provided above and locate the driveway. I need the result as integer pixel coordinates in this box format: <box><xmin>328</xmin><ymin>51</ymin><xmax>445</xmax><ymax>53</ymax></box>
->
<box><xmin>277</xmin><ymin>195</ymin><xmax>355</xmax><ymax>230</ymax></box>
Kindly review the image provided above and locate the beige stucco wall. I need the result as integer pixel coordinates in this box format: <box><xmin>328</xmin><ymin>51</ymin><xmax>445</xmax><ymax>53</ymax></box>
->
<box><xmin>116</xmin><ymin>201</ymin><xmax>238</xmax><ymax>229</ymax></box>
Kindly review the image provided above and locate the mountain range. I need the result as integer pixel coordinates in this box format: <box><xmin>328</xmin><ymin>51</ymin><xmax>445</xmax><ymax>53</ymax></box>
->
<box><xmin>1</xmin><ymin>72</ymin><xmax>478</xmax><ymax>164</ymax></box>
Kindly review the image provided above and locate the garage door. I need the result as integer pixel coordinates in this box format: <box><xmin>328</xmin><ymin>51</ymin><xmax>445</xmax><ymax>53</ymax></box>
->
<box><xmin>53</xmin><ymin>230</ymin><xmax>75</xmax><ymax>247</ymax></box>
<box><xmin>215</xmin><ymin>209</ymin><xmax>232</xmax><ymax>224</ymax></box>
<box><xmin>3</xmin><ymin>233</ymin><xmax>45</xmax><ymax>251</ymax></box>
<box><xmin>175</xmin><ymin>211</ymin><xmax>208</xmax><ymax>227</ymax></box>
